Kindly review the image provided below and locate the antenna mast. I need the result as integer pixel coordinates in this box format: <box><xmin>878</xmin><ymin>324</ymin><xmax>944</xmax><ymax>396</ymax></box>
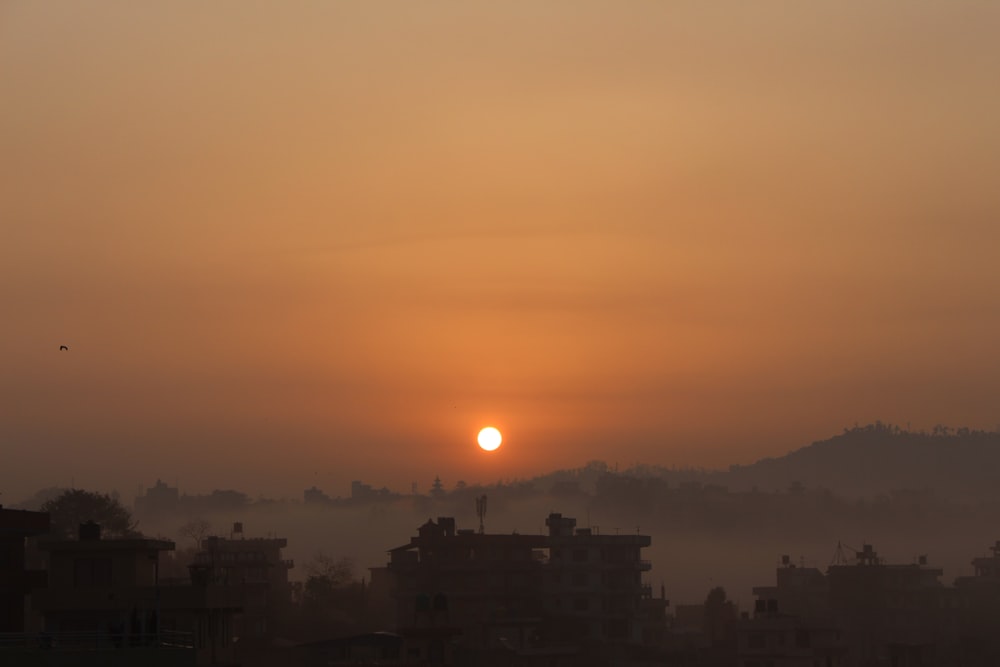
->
<box><xmin>475</xmin><ymin>495</ymin><xmax>487</xmax><ymax>534</ymax></box>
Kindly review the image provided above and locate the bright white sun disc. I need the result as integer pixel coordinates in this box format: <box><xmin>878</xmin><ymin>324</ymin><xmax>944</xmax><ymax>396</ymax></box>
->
<box><xmin>477</xmin><ymin>427</ymin><xmax>502</xmax><ymax>451</ymax></box>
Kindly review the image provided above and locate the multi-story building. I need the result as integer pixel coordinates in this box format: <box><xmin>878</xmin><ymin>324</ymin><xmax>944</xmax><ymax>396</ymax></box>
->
<box><xmin>30</xmin><ymin>521</ymin><xmax>242</xmax><ymax>666</ymax></box>
<box><xmin>386</xmin><ymin>512</ymin><xmax>662</xmax><ymax>663</ymax></box>
<box><xmin>191</xmin><ymin>527</ymin><xmax>293</xmax><ymax>645</ymax></box>
<box><xmin>388</xmin><ymin>516</ymin><xmax>547</xmax><ymax>660</ymax></box>
<box><xmin>133</xmin><ymin>479</ymin><xmax>180</xmax><ymax>519</ymax></box>
<box><xmin>0</xmin><ymin>506</ymin><xmax>49</xmax><ymax>633</ymax></box>
<box><xmin>750</xmin><ymin>556</ymin><xmax>830</xmax><ymax>621</ymax></box>
<box><xmin>739</xmin><ymin>545</ymin><xmax>947</xmax><ymax>667</ymax></box>
<box><xmin>826</xmin><ymin>545</ymin><xmax>946</xmax><ymax>665</ymax></box>
<box><xmin>740</xmin><ymin>558</ymin><xmax>844</xmax><ymax>667</ymax></box>
<box><xmin>544</xmin><ymin>513</ymin><xmax>655</xmax><ymax>644</ymax></box>
<box><xmin>953</xmin><ymin>540</ymin><xmax>1000</xmax><ymax>664</ymax></box>
<box><xmin>738</xmin><ymin>613</ymin><xmax>844</xmax><ymax>667</ymax></box>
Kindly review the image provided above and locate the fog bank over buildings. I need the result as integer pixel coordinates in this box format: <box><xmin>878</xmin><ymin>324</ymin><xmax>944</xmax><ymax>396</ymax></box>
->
<box><xmin>6</xmin><ymin>425</ymin><xmax>986</xmax><ymax>606</ymax></box>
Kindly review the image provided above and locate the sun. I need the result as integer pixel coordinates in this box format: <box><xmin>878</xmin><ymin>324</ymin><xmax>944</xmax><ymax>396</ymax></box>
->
<box><xmin>477</xmin><ymin>427</ymin><xmax>502</xmax><ymax>452</ymax></box>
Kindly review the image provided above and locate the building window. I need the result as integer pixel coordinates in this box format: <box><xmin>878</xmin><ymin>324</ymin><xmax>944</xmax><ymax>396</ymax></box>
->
<box><xmin>573</xmin><ymin>549</ymin><xmax>587</xmax><ymax>562</ymax></box>
<box><xmin>73</xmin><ymin>557</ymin><xmax>112</xmax><ymax>587</ymax></box>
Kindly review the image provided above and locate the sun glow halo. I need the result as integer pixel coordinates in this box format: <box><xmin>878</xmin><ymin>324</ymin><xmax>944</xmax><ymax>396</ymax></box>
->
<box><xmin>477</xmin><ymin>427</ymin><xmax>502</xmax><ymax>451</ymax></box>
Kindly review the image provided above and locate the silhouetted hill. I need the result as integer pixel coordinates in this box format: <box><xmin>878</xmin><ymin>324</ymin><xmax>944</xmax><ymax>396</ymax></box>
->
<box><xmin>723</xmin><ymin>423</ymin><xmax>1000</xmax><ymax>500</ymax></box>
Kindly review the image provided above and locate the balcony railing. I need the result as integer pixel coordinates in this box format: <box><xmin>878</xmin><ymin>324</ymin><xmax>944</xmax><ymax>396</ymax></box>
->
<box><xmin>0</xmin><ymin>630</ymin><xmax>195</xmax><ymax>652</ymax></box>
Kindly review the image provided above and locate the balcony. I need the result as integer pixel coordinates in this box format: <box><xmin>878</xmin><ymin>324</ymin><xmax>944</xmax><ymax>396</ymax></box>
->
<box><xmin>0</xmin><ymin>631</ymin><xmax>195</xmax><ymax>666</ymax></box>
<box><xmin>33</xmin><ymin>584</ymin><xmax>244</xmax><ymax>613</ymax></box>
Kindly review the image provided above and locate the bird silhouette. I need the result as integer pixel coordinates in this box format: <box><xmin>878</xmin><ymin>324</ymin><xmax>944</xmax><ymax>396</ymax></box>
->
<box><xmin>59</xmin><ymin>345</ymin><xmax>68</xmax><ymax>351</ymax></box>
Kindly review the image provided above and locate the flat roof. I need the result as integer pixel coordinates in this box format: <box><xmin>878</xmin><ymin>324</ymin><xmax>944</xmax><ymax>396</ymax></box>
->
<box><xmin>0</xmin><ymin>507</ymin><xmax>50</xmax><ymax>536</ymax></box>
<box><xmin>39</xmin><ymin>538</ymin><xmax>175</xmax><ymax>552</ymax></box>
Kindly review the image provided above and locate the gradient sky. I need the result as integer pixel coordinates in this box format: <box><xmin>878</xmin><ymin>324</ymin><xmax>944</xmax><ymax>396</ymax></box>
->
<box><xmin>2</xmin><ymin>1</ymin><xmax>999</xmax><ymax>501</ymax></box>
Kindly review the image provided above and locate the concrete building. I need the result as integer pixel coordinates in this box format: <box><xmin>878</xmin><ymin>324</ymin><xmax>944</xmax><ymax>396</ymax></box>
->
<box><xmin>952</xmin><ymin>540</ymin><xmax>1000</xmax><ymax>664</ymax></box>
<box><xmin>30</xmin><ymin>522</ymin><xmax>242</xmax><ymax>666</ymax></box>
<box><xmin>388</xmin><ymin>516</ymin><xmax>546</xmax><ymax>660</ymax></box>
<box><xmin>134</xmin><ymin>479</ymin><xmax>180</xmax><ymax>518</ymax></box>
<box><xmin>192</xmin><ymin>527</ymin><xmax>294</xmax><ymax>645</ymax></box>
<box><xmin>826</xmin><ymin>545</ymin><xmax>946</xmax><ymax>665</ymax></box>
<box><xmin>740</xmin><ymin>545</ymin><xmax>947</xmax><ymax>667</ymax></box>
<box><xmin>0</xmin><ymin>506</ymin><xmax>49</xmax><ymax>632</ymax></box>
<box><xmin>385</xmin><ymin>512</ymin><xmax>662</xmax><ymax>663</ymax></box>
<box><xmin>544</xmin><ymin>513</ymin><xmax>656</xmax><ymax>644</ymax></box>
<box><xmin>738</xmin><ymin>613</ymin><xmax>844</xmax><ymax>667</ymax></box>
<box><xmin>750</xmin><ymin>556</ymin><xmax>830</xmax><ymax>621</ymax></box>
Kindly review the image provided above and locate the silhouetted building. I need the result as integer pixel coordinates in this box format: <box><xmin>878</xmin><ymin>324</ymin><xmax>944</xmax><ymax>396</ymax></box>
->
<box><xmin>738</xmin><ymin>612</ymin><xmax>844</xmax><ymax>667</ymax></box>
<box><xmin>30</xmin><ymin>522</ymin><xmax>241</xmax><ymax>666</ymax></box>
<box><xmin>350</xmin><ymin>480</ymin><xmax>396</xmax><ymax>504</ymax></box>
<box><xmin>740</xmin><ymin>545</ymin><xmax>947</xmax><ymax>666</ymax></box>
<box><xmin>192</xmin><ymin>526</ymin><xmax>293</xmax><ymax>647</ymax></box>
<box><xmin>740</xmin><ymin>559</ymin><xmax>844</xmax><ymax>667</ymax></box>
<box><xmin>386</xmin><ymin>513</ymin><xmax>662</xmax><ymax>664</ymax></box>
<box><xmin>751</xmin><ymin>556</ymin><xmax>829</xmax><ymax>621</ymax></box>
<box><xmin>826</xmin><ymin>544</ymin><xmax>946</xmax><ymax>664</ymax></box>
<box><xmin>388</xmin><ymin>516</ymin><xmax>545</xmax><ymax>661</ymax></box>
<box><xmin>0</xmin><ymin>506</ymin><xmax>49</xmax><ymax>632</ymax></box>
<box><xmin>134</xmin><ymin>479</ymin><xmax>180</xmax><ymax>518</ymax></box>
<box><xmin>953</xmin><ymin>540</ymin><xmax>1000</xmax><ymax>665</ymax></box>
<box><xmin>303</xmin><ymin>486</ymin><xmax>333</xmax><ymax>505</ymax></box>
<box><xmin>544</xmin><ymin>513</ymin><xmax>656</xmax><ymax>644</ymax></box>
<box><xmin>135</xmin><ymin>482</ymin><xmax>251</xmax><ymax>520</ymax></box>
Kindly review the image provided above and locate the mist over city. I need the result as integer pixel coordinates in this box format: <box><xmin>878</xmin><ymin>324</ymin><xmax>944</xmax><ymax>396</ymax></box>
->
<box><xmin>3</xmin><ymin>2</ymin><xmax>1000</xmax><ymax>666</ymax></box>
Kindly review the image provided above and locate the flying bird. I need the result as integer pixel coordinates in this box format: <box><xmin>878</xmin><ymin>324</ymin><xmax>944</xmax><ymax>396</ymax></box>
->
<box><xmin>59</xmin><ymin>345</ymin><xmax>68</xmax><ymax>351</ymax></box>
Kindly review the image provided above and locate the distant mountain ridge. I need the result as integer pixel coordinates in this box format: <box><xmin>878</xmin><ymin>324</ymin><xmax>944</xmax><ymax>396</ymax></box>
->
<box><xmin>534</xmin><ymin>423</ymin><xmax>1000</xmax><ymax>501</ymax></box>
<box><xmin>717</xmin><ymin>423</ymin><xmax>1000</xmax><ymax>499</ymax></box>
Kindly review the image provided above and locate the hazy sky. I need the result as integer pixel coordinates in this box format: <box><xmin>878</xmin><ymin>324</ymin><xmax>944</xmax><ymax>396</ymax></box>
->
<box><xmin>3</xmin><ymin>1</ymin><xmax>999</xmax><ymax>500</ymax></box>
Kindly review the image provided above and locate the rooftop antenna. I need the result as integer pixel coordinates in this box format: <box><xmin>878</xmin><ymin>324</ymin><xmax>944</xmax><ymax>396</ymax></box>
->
<box><xmin>831</xmin><ymin>541</ymin><xmax>853</xmax><ymax>566</ymax></box>
<box><xmin>475</xmin><ymin>495</ymin><xmax>487</xmax><ymax>534</ymax></box>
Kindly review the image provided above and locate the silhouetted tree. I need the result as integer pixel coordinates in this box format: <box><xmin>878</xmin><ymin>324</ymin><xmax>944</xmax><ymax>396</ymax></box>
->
<box><xmin>304</xmin><ymin>553</ymin><xmax>355</xmax><ymax>589</ymax></box>
<box><xmin>12</xmin><ymin>486</ymin><xmax>68</xmax><ymax>510</ymax></box>
<box><xmin>177</xmin><ymin>518</ymin><xmax>211</xmax><ymax>549</ymax></box>
<box><xmin>296</xmin><ymin>553</ymin><xmax>361</xmax><ymax>640</ymax></box>
<box><xmin>40</xmin><ymin>489</ymin><xmax>139</xmax><ymax>539</ymax></box>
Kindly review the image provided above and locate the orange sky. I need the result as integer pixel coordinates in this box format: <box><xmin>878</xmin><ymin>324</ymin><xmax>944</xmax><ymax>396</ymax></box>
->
<box><xmin>2</xmin><ymin>2</ymin><xmax>999</xmax><ymax>500</ymax></box>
